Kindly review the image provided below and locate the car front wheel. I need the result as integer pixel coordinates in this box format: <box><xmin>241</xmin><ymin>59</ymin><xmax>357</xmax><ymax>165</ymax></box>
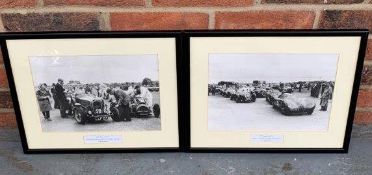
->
<box><xmin>74</xmin><ymin>108</ymin><xmax>86</xmax><ymax>125</ymax></box>
<box><xmin>110</xmin><ymin>107</ymin><xmax>122</xmax><ymax>122</ymax></box>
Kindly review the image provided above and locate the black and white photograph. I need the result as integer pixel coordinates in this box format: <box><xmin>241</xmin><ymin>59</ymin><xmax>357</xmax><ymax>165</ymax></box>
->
<box><xmin>208</xmin><ymin>53</ymin><xmax>338</xmax><ymax>131</ymax></box>
<box><xmin>30</xmin><ymin>55</ymin><xmax>161</xmax><ymax>132</ymax></box>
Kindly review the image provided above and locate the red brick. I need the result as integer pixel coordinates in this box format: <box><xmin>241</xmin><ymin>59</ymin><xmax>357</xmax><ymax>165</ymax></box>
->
<box><xmin>1</xmin><ymin>13</ymin><xmax>100</xmax><ymax>32</ymax></box>
<box><xmin>0</xmin><ymin>112</ymin><xmax>17</xmax><ymax>128</ymax></box>
<box><xmin>0</xmin><ymin>91</ymin><xmax>12</xmax><ymax>108</ymax></box>
<box><xmin>0</xmin><ymin>0</ymin><xmax>36</xmax><ymax>8</ymax></box>
<box><xmin>361</xmin><ymin>65</ymin><xmax>372</xmax><ymax>86</ymax></box>
<box><xmin>357</xmin><ymin>89</ymin><xmax>372</xmax><ymax>108</ymax></box>
<box><xmin>215</xmin><ymin>11</ymin><xmax>315</xmax><ymax>29</ymax></box>
<box><xmin>366</xmin><ymin>40</ymin><xmax>372</xmax><ymax>60</ymax></box>
<box><xmin>262</xmin><ymin>0</ymin><xmax>363</xmax><ymax>4</ymax></box>
<box><xmin>153</xmin><ymin>0</ymin><xmax>253</xmax><ymax>7</ymax></box>
<box><xmin>354</xmin><ymin>111</ymin><xmax>372</xmax><ymax>124</ymax></box>
<box><xmin>0</xmin><ymin>67</ymin><xmax>8</xmax><ymax>88</ymax></box>
<box><xmin>111</xmin><ymin>12</ymin><xmax>209</xmax><ymax>30</ymax></box>
<box><xmin>44</xmin><ymin>0</ymin><xmax>144</xmax><ymax>6</ymax></box>
<box><xmin>319</xmin><ymin>10</ymin><xmax>372</xmax><ymax>32</ymax></box>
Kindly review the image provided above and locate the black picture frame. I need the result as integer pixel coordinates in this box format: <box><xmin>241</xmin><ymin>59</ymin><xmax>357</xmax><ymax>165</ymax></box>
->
<box><xmin>0</xmin><ymin>30</ymin><xmax>369</xmax><ymax>154</ymax></box>
<box><xmin>183</xmin><ymin>29</ymin><xmax>369</xmax><ymax>153</ymax></box>
<box><xmin>0</xmin><ymin>31</ymin><xmax>186</xmax><ymax>154</ymax></box>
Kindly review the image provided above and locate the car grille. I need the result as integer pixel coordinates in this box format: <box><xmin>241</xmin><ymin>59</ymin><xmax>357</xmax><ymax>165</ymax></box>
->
<box><xmin>137</xmin><ymin>105</ymin><xmax>150</xmax><ymax>113</ymax></box>
<box><xmin>93</xmin><ymin>101</ymin><xmax>102</xmax><ymax>110</ymax></box>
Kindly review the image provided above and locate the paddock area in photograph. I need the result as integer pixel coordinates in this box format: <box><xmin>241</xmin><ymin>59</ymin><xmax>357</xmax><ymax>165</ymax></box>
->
<box><xmin>41</xmin><ymin>91</ymin><xmax>161</xmax><ymax>132</ymax></box>
<box><xmin>208</xmin><ymin>92</ymin><xmax>331</xmax><ymax>131</ymax></box>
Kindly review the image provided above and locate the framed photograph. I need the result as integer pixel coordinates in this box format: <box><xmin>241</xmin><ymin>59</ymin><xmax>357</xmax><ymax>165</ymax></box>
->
<box><xmin>185</xmin><ymin>30</ymin><xmax>369</xmax><ymax>152</ymax></box>
<box><xmin>0</xmin><ymin>31</ymin><xmax>183</xmax><ymax>153</ymax></box>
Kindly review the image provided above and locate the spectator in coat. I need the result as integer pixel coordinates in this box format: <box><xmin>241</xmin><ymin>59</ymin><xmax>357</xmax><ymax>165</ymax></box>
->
<box><xmin>55</xmin><ymin>79</ymin><xmax>69</xmax><ymax>118</ymax></box>
<box><xmin>320</xmin><ymin>84</ymin><xmax>333</xmax><ymax>111</ymax></box>
<box><xmin>51</xmin><ymin>83</ymin><xmax>59</xmax><ymax>109</ymax></box>
<box><xmin>36</xmin><ymin>83</ymin><xmax>52</xmax><ymax>121</ymax></box>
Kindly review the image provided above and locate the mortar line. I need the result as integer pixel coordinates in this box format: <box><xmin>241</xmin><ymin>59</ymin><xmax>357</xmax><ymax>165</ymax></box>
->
<box><xmin>254</xmin><ymin>0</ymin><xmax>263</xmax><ymax>5</ymax></box>
<box><xmin>360</xmin><ymin>85</ymin><xmax>372</xmax><ymax>89</ymax></box>
<box><xmin>0</xmin><ymin>17</ymin><xmax>5</xmax><ymax>32</ymax></box>
<box><xmin>0</xmin><ymin>88</ymin><xmax>10</xmax><ymax>92</ymax></box>
<box><xmin>356</xmin><ymin>107</ymin><xmax>372</xmax><ymax>112</ymax></box>
<box><xmin>0</xmin><ymin>5</ymin><xmax>371</xmax><ymax>13</ymax></box>
<box><xmin>208</xmin><ymin>11</ymin><xmax>215</xmax><ymax>30</ymax></box>
<box><xmin>98</xmin><ymin>12</ymin><xmax>111</xmax><ymax>31</ymax></box>
<box><xmin>36</xmin><ymin>0</ymin><xmax>44</xmax><ymax>7</ymax></box>
<box><xmin>145</xmin><ymin>0</ymin><xmax>153</xmax><ymax>7</ymax></box>
<box><xmin>364</xmin><ymin>61</ymin><xmax>372</xmax><ymax>65</ymax></box>
<box><xmin>312</xmin><ymin>10</ymin><xmax>322</xmax><ymax>29</ymax></box>
<box><xmin>0</xmin><ymin>108</ymin><xmax>14</xmax><ymax>113</ymax></box>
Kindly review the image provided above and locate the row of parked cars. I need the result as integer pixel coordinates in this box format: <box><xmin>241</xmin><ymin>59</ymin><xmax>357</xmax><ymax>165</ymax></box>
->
<box><xmin>210</xmin><ymin>84</ymin><xmax>316</xmax><ymax>116</ymax></box>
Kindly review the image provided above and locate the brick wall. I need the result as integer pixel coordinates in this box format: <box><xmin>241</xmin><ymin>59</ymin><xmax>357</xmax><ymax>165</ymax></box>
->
<box><xmin>0</xmin><ymin>0</ymin><xmax>371</xmax><ymax>128</ymax></box>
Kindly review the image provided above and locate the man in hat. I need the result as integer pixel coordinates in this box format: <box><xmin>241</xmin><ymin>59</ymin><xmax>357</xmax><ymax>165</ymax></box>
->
<box><xmin>107</xmin><ymin>88</ymin><xmax>131</xmax><ymax>121</ymax></box>
<box><xmin>55</xmin><ymin>78</ymin><xmax>69</xmax><ymax>118</ymax></box>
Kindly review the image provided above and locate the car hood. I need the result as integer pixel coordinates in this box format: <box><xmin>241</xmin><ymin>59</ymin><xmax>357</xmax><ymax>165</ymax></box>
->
<box><xmin>76</xmin><ymin>94</ymin><xmax>102</xmax><ymax>101</ymax></box>
<box><xmin>283</xmin><ymin>97</ymin><xmax>315</xmax><ymax>109</ymax></box>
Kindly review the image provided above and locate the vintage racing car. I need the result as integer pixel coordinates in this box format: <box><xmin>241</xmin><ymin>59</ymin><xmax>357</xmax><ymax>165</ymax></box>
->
<box><xmin>130</xmin><ymin>96</ymin><xmax>160</xmax><ymax>118</ymax></box>
<box><xmin>224</xmin><ymin>87</ymin><xmax>236</xmax><ymax>99</ymax></box>
<box><xmin>235</xmin><ymin>87</ymin><xmax>256</xmax><ymax>103</ymax></box>
<box><xmin>265</xmin><ymin>89</ymin><xmax>282</xmax><ymax>105</ymax></box>
<box><xmin>253</xmin><ymin>87</ymin><xmax>267</xmax><ymax>98</ymax></box>
<box><xmin>110</xmin><ymin>95</ymin><xmax>160</xmax><ymax>120</ymax></box>
<box><xmin>272</xmin><ymin>93</ymin><xmax>316</xmax><ymax>116</ymax></box>
<box><xmin>73</xmin><ymin>94</ymin><xmax>110</xmax><ymax>124</ymax></box>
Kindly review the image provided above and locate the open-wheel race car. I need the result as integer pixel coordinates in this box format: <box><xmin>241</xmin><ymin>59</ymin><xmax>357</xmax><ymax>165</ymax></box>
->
<box><xmin>130</xmin><ymin>96</ymin><xmax>160</xmax><ymax>118</ymax></box>
<box><xmin>109</xmin><ymin>96</ymin><xmax>161</xmax><ymax>121</ymax></box>
<box><xmin>272</xmin><ymin>93</ymin><xmax>316</xmax><ymax>116</ymax></box>
<box><xmin>73</xmin><ymin>94</ymin><xmax>110</xmax><ymax>124</ymax></box>
<box><xmin>235</xmin><ymin>87</ymin><xmax>256</xmax><ymax>103</ymax></box>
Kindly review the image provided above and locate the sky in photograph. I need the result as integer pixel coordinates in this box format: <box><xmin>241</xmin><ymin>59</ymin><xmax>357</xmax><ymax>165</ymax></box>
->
<box><xmin>30</xmin><ymin>55</ymin><xmax>159</xmax><ymax>85</ymax></box>
<box><xmin>209</xmin><ymin>53</ymin><xmax>339</xmax><ymax>83</ymax></box>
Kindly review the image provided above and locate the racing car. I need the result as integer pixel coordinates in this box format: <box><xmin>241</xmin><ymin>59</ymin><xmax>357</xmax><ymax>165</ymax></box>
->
<box><xmin>73</xmin><ymin>94</ymin><xmax>110</xmax><ymax>124</ymax></box>
<box><xmin>266</xmin><ymin>89</ymin><xmax>282</xmax><ymax>105</ymax></box>
<box><xmin>110</xmin><ymin>95</ymin><xmax>160</xmax><ymax>119</ymax></box>
<box><xmin>130</xmin><ymin>96</ymin><xmax>160</xmax><ymax>118</ymax></box>
<box><xmin>272</xmin><ymin>93</ymin><xmax>316</xmax><ymax>116</ymax></box>
<box><xmin>235</xmin><ymin>87</ymin><xmax>256</xmax><ymax>103</ymax></box>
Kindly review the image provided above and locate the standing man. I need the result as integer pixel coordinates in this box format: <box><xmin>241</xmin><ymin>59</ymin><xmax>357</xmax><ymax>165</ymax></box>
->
<box><xmin>107</xmin><ymin>88</ymin><xmax>131</xmax><ymax>121</ymax></box>
<box><xmin>55</xmin><ymin>78</ymin><xmax>68</xmax><ymax>118</ymax></box>
<box><xmin>320</xmin><ymin>83</ymin><xmax>333</xmax><ymax>111</ymax></box>
<box><xmin>36</xmin><ymin>83</ymin><xmax>52</xmax><ymax>121</ymax></box>
<box><xmin>50</xmin><ymin>83</ymin><xmax>59</xmax><ymax>109</ymax></box>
